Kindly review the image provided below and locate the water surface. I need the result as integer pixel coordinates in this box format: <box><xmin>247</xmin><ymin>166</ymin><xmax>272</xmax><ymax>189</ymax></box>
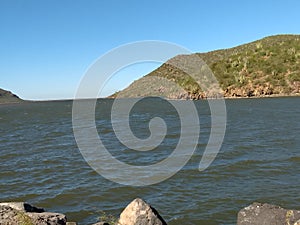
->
<box><xmin>0</xmin><ymin>97</ymin><xmax>299</xmax><ymax>224</ymax></box>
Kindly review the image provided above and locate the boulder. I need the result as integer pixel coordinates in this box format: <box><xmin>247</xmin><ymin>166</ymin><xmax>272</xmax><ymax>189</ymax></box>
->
<box><xmin>237</xmin><ymin>202</ymin><xmax>300</xmax><ymax>225</ymax></box>
<box><xmin>0</xmin><ymin>205</ymin><xmax>20</xmax><ymax>224</ymax></box>
<box><xmin>0</xmin><ymin>202</ymin><xmax>44</xmax><ymax>213</ymax></box>
<box><xmin>26</xmin><ymin>212</ymin><xmax>67</xmax><ymax>225</ymax></box>
<box><xmin>118</xmin><ymin>198</ymin><xmax>167</xmax><ymax>225</ymax></box>
<box><xmin>0</xmin><ymin>202</ymin><xmax>66</xmax><ymax>225</ymax></box>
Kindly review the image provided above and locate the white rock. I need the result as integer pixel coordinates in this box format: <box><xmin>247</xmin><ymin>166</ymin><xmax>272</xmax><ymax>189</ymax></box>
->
<box><xmin>118</xmin><ymin>198</ymin><xmax>167</xmax><ymax>225</ymax></box>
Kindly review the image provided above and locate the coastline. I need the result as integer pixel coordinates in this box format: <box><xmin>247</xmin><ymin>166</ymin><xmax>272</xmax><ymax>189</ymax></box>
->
<box><xmin>109</xmin><ymin>93</ymin><xmax>300</xmax><ymax>101</ymax></box>
<box><xmin>223</xmin><ymin>92</ymin><xmax>300</xmax><ymax>100</ymax></box>
<box><xmin>0</xmin><ymin>93</ymin><xmax>299</xmax><ymax>105</ymax></box>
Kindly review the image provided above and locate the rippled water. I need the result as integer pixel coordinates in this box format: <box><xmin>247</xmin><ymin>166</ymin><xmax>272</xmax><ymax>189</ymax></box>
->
<box><xmin>0</xmin><ymin>97</ymin><xmax>299</xmax><ymax>225</ymax></box>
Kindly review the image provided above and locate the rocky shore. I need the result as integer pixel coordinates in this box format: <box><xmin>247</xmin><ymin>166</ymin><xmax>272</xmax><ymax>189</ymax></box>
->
<box><xmin>1</xmin><ymin>199</ymin><xmax>300</xmax><ymax>225</ymax></box>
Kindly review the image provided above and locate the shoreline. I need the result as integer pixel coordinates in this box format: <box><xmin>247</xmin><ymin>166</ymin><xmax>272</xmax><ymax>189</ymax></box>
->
<box><xmin>1</xmin><ymin>200</ymin><xmax>300</xmax><ymax>225</ymax></box>
<box><xmin>223</xmin><ymin>92</ymin><xmax>300</xmax><ymax>100</ymax></box>
<box><xmin>0</xmin><ymin>93</ymin><xmax>299</xmax><ymax>105</ymax></box>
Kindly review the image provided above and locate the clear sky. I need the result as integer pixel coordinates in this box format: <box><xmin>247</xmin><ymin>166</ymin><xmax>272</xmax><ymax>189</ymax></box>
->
<box><xmin>1</xmin><ymin>0</ymin><xmax>300</xmax><ymax>100</ymax></box>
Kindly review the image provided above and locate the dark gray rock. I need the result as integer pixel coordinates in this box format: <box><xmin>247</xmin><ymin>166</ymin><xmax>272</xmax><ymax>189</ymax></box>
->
<box><xmin>237</xmin><ymin>202</ymin><xmax>300</xmax><ymax>225</ymax></box>
<box><xmin>117</xmin><ymin>198</ymin><xmax>167</xmax><ymax>225</ymax></box>
<box><xmin>0</xmin><ymin>202</ymin><xmax>66</xmax><ymax>225</ymax></box>
<box><xmin>0</xmin><ymin>202</ymin><xmax>44</xmax><ymax>213</ymax></box>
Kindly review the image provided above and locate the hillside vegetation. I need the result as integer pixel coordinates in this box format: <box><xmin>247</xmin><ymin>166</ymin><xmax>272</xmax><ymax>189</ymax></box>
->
<box><xmin>112</xmin><ymin>35</ymin><xmax>300</xmax><ymax>99</ymax></box>
<box><xmin>0</xmin><ymin>88</ymin><xmax>23</xmax><ymax>104</ymax></box>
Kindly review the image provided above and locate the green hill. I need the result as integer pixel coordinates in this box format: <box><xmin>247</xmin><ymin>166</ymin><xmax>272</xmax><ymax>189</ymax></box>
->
<box><xmin>112</xmin><ymin>34</ymin><xmax>300</xmax><ymax>99</ymax></box>
<box><xmin>0</xmin><ymin>88</ymin><xmax>23</xmax><ymax>104</ymax></box>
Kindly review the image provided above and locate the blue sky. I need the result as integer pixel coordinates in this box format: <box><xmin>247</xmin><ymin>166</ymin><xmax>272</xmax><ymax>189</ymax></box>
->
<box><xmin>1</xmin><ymin>0</ymin><xmax>299</xmax><ymax>100</ymax></box>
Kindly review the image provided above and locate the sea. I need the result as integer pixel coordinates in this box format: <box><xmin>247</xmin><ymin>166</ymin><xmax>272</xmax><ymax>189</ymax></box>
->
<box><xmin>0</xmin><ymin>97</ymin><xmax>299</xmax><ymax>225</ymax></box>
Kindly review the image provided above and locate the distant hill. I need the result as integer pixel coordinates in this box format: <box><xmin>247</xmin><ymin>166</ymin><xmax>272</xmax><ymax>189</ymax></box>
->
<box><xmin>111</xmin><ymin>34</ymin><xmax>300</xmax><ymax>99</ymax></box>
<box><xmin>0</xmin><ymin>88</ymin><xmax>23</xmax><ymax>104</ymax></box>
